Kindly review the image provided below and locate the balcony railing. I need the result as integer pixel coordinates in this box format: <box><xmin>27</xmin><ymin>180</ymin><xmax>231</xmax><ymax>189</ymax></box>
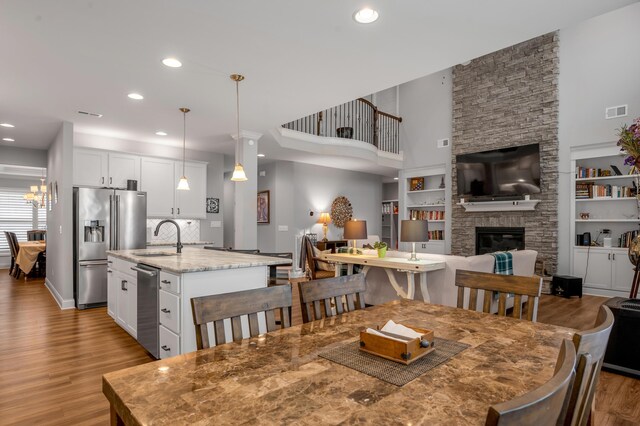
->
<box><xmin>282</xmin><ymin>98</ymin><xmax>402</xmax><ymax>154</ymax></box>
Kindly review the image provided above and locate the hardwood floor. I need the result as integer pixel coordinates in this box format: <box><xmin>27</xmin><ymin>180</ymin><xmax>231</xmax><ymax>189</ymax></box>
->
<box><xmin>0</xmin><ymin>271</ymin><xmax>638</xmax><ymax>425</ymax></box>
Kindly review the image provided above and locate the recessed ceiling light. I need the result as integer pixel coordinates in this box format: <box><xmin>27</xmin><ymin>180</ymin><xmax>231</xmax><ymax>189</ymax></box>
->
<box><xmin>2</xmin><ymin>138</ymin><xmax>15</xmax><ymax>142</ymax></box>
<box><xmin>353</xmin><ymin>8</ymin><xmax>379</xmax><ymax>24</ymax></box>
<box><xmin>393</xmin><ymin>177</ymin><xmax>399</xmax><ymax>180</ymax></box>
<box><xmin>0</xmin><ymin>123</ymin><xmax>15</xmax><ymax>128</ymax></box>
<box><xmin>162</xmin><ymin>57</ymin><xmax>182</xmax><ymax>68</ymax></box>
<box><xmin>127</xmin><ymin>93</ymin><xmax>144</xmax><ymax>100</ymax></box>
<box><xmin>257</xmin><ymin>153</ymin><xmax>265</xmax><ymax>158</ymax></box>
<box><xmin>155</xmin><ymin>131</ymin><xmax>168</xmax><ymax>136</ymax></box>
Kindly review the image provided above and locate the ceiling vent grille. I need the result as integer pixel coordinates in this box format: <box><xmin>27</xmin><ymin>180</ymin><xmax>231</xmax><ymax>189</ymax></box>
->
<box><xmin>78</xmin><ymin>110</ymin><xmax>103</xmax><ymax>118</ymax></box>
<box><xmin>605</xmin><ymin>105</ymin><xmax>627</xmax><ymax>120</ymax></box>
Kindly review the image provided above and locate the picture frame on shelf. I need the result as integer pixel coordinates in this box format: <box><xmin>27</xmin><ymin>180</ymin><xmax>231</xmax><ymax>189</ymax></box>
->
<box><xmin>410</xmin><ymin>177</ymin><xmax>424</xmax><ymax>191</ymax></box>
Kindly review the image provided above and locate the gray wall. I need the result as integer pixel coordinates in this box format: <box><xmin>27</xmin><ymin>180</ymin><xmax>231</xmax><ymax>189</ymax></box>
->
<box><xmin>0</xmin><ymin>146</ymin><xmax>48</xmax><ymax>168</ymax></box>
<box><xmin>557</xmin><ymin>2</ymin><xmax>640</xmax><ymax>273</ymax></box>
<box><xmin>223</xmin><ymin>171</ymin><xmax>234</xmax><ymax>248</ymax></box>
<box><xmin>46</xmin><ymin>122</ymin><xmax>74</xmax><ymax>308</ymax></box>
<box><xmin>254</xmin><ymin>161</ymin><xmax>382</xmax><ymax>253</ymax></box>
<box><xmin>382</xmin><ymin>182</ymin><xmax>398</xmax><ymax>201</ymax></box>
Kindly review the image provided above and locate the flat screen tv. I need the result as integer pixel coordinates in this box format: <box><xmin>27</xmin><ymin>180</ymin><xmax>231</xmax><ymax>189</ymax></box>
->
<box><xmin>456</xmin><ymin>143</ymin><xmax>541</xmax><ymax>198</ymax></box>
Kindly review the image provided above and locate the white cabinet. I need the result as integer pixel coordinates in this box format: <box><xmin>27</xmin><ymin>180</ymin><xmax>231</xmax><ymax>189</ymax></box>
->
<box><xmin>141</xmin><ymin>157</ymin><xmax>177</xmax><ymax>217</ymax></box>
<box><xmin>73</xmin><ymin>149</ymin><xmax>141</xmax><ymax>189</ymax></box>
<box><xmin>108</xmin><ymin>153</ymin><xmax>141</xmax><ymax>188</ymax></box>
<box><xmin>74</xmin><ymin>149</ymin><xmax>109</xmax><ymax>187</ymax></box>
<box><xmin>159</xmin><ymin>325</ymin><xmax>180</xmax><ymax>359</ymax></box>
<box><xmin>572</xmin><ymin>247</ymin><xmax>634</xmax><ymax>296</ymax></box>
<box><xmin>141</xmin><ymin>157</ymin><xmax>207</xmax><ymax>219</ymax></box>
<box><xmin>175</xmin><ymin>162</ymin><xmax>207</xmax><ymax>219</ymax></box>
<box><xmin>108</xmin><ymin>256</ymin><xmax>138</xmax><ymax>338</ymax></box>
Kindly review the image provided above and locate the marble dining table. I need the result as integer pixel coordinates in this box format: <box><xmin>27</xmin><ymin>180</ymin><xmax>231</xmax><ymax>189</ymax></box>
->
<box><xmin>102</xmin><ymin>299</ymin><xmax>575</xmax><ymax>425</ymax></box>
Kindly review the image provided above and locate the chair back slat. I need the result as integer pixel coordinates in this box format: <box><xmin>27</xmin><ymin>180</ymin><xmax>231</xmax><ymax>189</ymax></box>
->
<box><xmin>560</xmin><ymin>305</ymin><xmax>614</xmax><ymax>426</ymax></box>
<box><xmin>455</xmin><ymin>270</ymin><xmax>542</xmax><ymax>322</ymax></box>
<box><xmin>298</xmin><ymin>274</ymin><xmax>367</xmax><ymax>322</ymax></box>
<box><xmin>191</xmin><ymin>285</ymin><xmax>292</xmax><ymax>349</ymax></box>
<box><xmin>265</xmin><ymin>309</ymin><xmax>277</xmax><ymax>331</ymax></box>
<box><xmin>486</xmin><ymin>339</ymin><xmax>577</xmax><ymax>425</ymax></box>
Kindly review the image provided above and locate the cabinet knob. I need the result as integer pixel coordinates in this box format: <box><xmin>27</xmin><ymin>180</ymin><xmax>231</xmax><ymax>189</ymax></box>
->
<box><xmin>177</xmin><ymin>208</ymin><xmax>180</xmax><ymax>215</ymax></box>
<box><xmin>171</xmin><ymin>208</ymin><xmax>174</xmax><ymax>215</ymax></box>
<box><xmin>612</xmin><ymin>253</ymin><xmax>616</xmax><ymax>261</ymax></box>
<box><xmin>109</xmin><ymin>177</ymin><xmax>113</xmax><ymax>185</ymax></box>
<box><xmin>161</xmin><ymin>345</ymin><xmax>171</xmax><ymax>351</ymax></box>
<box><xmin>608</xmin><ymin>253</ymin><xmax>611</xmax><ymax>261</ymax></box>
<box><xmin>101</xmin><ymin>177</ymin><xmax>104</xmax><ymax>184</ymax></box>
<box><xmin>161</xmin><ymin>308</ymin><xmax>171</xmax><ymax>314</ymax></box>
<box><xmin>107</xmin><ymin>270</ymin><xmax>112</xmax><ymax>273</ymax></box>
<box><xmin>161</xmin><ymin>280</ymin><xmax>171</xmax><ymax>284</ymax></box>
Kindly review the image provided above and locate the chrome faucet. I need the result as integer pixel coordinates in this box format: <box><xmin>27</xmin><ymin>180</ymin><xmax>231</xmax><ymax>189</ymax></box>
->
<box><xmin>154</xmin><ymin>220</ymin><xmax>183</xmax><ymax>254</ymax></box>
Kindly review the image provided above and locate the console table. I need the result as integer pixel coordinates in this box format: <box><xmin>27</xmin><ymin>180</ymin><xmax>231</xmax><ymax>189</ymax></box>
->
<box><xmin>316</xmin><ymin>240</ymin><xmax>348</xmax><ymax>253</ymax></box>
<box><xmin>320</xmin><ymin>253</ymin><xmax>445</xmax><ymax>303</ymax></box>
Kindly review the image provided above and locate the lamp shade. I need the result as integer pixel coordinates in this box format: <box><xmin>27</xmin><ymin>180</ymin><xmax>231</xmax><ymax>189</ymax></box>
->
<box><xmin>344</xmin><ymin>220</ymin><xmax>367</xmax><ymax>240</ymax></box>
<box><xmin>400</xmin><ymin>220</ymin><xmax>429</xmax><ymax>242</ymax></box>
<box><xmin>177</xmin><ymin>176</ymin><xmax>190</xmax><ymax>191</ymax></box>
<box><xmin>231</xmin><ymin>163</ymin><xmax>248</xmax><ymax>181</ymax></box>
<box><xmin>318</xmin><ymin>212</ymin><xmax>331</xmax><ymax>225</ymax></box>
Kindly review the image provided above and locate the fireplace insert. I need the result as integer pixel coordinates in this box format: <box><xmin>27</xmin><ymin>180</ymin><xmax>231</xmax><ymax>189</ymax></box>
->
<box><xmin>476</xmin><ymin>227</ymin><xmax>525</xmax><ymax>255</ymax></box>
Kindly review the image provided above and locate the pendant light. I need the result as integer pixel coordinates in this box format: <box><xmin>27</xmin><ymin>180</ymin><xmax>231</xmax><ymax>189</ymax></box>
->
<box><xmin>24</xmin><ymin>168</ymin><xmax>47</xmax><ymax>208</ymax></box>
<box><xmin>230</xmin><ymin>73</ymin><xmax>248</xmax><ymax>182</ymax></box>
<box><xmin>177</xmin><ymin>107</ymin><xmax>191</xmax><ymax>190</ymax></box>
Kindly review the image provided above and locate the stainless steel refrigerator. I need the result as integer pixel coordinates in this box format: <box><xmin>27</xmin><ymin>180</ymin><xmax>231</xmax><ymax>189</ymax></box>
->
<box><xmin>73</xmin><ymin>187</ymin><xmax>147</xmax><ymax>309</ymax></box>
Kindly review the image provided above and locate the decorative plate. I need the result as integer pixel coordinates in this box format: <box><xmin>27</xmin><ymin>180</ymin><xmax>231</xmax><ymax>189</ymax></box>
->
<box><xmin>331</xmin><ymin>196</ymin><xmax>353</xmax><ymax>228</ymax></box>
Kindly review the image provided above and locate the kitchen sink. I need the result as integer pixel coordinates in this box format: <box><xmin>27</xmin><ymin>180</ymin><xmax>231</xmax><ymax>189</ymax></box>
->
<box><xmin>132</xmin><ymin>252</ymin><xmax>177</xmax><ymax>257</ymax></box>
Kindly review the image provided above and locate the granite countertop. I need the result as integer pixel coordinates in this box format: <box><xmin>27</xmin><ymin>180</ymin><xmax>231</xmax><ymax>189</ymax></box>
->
<box><xmin>146</xmin><ymin>241</ymin><xmax>214</xmax><ymax>247</ymax></box>
<box><xmin>103</xmin><ymin>299</ymin><xmax>575</xmax><ymax>425</ymax></box>
<box><xmin>106</xmin><ymin>247</ymin><xmax>291</xmax><ymax>274</ymax></box>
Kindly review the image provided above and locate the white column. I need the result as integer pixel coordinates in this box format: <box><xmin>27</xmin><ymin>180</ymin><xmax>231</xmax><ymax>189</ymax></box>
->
<box><xmin>233</xmin><ymin>130</ymin><xmax>262</xmax><ymax>249</ymax></box>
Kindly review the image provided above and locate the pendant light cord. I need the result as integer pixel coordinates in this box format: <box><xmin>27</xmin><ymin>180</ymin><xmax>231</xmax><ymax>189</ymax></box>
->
<box><xmin>183</xmin><ymin>110</ymin><xmax>186</xmax><ymax>175</ymax></box>
<box><xmin>236</xmin><ymin>79</ymin><xmax>240</xmax><ymax>160</ymax></box>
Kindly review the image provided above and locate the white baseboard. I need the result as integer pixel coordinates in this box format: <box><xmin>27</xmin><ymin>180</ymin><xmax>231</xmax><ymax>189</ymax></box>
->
<box><xmin>45</xmin><ymin>278</ymin><xmax>76</xmax><ymax>310</ymax></box>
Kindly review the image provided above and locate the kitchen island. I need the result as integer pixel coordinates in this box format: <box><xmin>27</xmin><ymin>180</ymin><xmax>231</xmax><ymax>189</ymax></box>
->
<box><xmin>106</xmin><ymin>247</ymin><xmax>291</xmax><ymax>358</ymax></box>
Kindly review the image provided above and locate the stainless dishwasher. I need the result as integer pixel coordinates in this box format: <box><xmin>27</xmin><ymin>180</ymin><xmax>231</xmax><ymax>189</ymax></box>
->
<box><xmin>131</xmin><ymin>264</ymin><xmax>160</xmax><ymax>359</ymax></box>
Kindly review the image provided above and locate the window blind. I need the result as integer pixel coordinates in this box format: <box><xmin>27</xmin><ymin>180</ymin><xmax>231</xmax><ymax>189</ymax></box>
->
<box><xmin>0</xmin><ymin>188</ymin><xmax>43</xmax><ymax>255</ymax></box>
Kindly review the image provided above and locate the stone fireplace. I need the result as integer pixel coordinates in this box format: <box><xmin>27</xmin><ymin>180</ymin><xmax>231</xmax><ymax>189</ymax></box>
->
<box><xmin>451</xmin><ymin>32</ymin><xmax>559</xmax><ymax>273</ymax></box>
<box><xmin>476</xmin><ymin>227</ymin><xmax>525</xmax><ymax>255</ymax></box>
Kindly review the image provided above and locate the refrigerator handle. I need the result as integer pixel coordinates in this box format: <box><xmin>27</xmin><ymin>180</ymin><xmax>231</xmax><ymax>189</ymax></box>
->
<box><xmin>116</xmin><ymin>195</ymin><xmax>121</xmax><ymax>250</ymax></box>
<box><xmin>109</xmin><ymin>194</ymin><xmax>114</xmax><ymax>250</ymax></box>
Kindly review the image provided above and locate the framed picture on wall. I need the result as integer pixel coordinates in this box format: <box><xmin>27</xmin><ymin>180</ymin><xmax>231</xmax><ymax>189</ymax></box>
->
<box><xmin>48</xmin><ymin>182</ymin><xmax>52</xmax><ymax>211</ymax></box>
<box><xmin>257</xmin><ymin>190</ymin><xmax>270</xmax><ymax>224</ymax></box>
<box><xmin>206</xmin><ymin>197</ymin><xmax>219</xmax><ymax>214</ymax></box>
<box><xmin>54</xmin><ymin>181</ymin><xmax>59</xmax><ymax>204</ymax></box>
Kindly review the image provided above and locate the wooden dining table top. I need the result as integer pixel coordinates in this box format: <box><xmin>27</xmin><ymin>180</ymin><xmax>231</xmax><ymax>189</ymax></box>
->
<box><xmin>102</xmin><ymin>299</ymin><xmax>575</xmax><ymax>425</ymax></box>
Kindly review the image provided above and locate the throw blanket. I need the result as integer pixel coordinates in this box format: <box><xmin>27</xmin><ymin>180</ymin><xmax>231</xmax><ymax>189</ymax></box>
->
<box><xmin>490</xmin><ymin>251</ymin><xmax>513</xmax><ymax>275</ymax></box>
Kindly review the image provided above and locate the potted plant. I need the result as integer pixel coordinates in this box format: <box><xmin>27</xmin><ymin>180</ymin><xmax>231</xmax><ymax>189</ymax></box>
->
<box><xmin>374</xmin><ymin>241</ymin><xmax>387</xmax><ymax>258</ymax></box>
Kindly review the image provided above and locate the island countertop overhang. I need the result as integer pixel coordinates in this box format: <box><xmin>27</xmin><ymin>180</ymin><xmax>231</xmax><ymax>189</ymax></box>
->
<box><xmin>106</xmin><ymin>247</ymin><xmax>292</xmax><ymax>274</ymax></box>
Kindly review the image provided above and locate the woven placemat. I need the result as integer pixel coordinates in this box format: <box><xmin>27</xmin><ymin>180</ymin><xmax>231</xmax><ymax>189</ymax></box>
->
<box><xmin>318</xmin><ymin>337</ymin><xmax>470</xmax><ymax>386</ymax></box>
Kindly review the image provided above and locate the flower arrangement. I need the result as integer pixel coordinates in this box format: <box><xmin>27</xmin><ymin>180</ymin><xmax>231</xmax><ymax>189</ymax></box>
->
<box><xmin>617</xmin><ymin>117</ymin><xmax>640</xmax><ymax>168</ymax></box>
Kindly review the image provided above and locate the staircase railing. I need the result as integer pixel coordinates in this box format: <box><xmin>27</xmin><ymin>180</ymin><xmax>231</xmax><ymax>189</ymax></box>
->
<box><xmin>281</xmin><ymin>98</ymin><xmax>402</xmax><ymax>154</ymax></box>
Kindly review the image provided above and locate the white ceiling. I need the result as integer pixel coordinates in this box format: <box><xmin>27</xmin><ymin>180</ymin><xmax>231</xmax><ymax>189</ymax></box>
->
<box><xmin>0</xmin><ymin>0</ymin><xmax>635</xmax><ymax>171</ymax></box>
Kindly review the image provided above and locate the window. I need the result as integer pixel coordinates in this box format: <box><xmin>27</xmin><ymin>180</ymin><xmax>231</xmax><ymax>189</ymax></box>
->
<box><xmin>0</xmin><ymin>188</ymin><xmax>46</xmax><ymax>255</ymax></box>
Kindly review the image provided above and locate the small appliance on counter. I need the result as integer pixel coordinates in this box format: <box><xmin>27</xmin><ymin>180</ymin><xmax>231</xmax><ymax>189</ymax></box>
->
<box><xmin>603</xmin><ymin>297</ymin><xmax>640</xmax><ymax>378</ymax></box>
<box><xmin>576</xmin><ymin>232</ymin><xmax>591</xmax><ymax>247</ymax></box>
<box><xmin>73</xmin><ymin>188</ymin><xmax>147</xmax><ymax>309</ymax></box>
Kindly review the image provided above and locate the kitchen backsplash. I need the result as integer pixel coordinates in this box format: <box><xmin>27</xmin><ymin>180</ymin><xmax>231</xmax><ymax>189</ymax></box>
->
<box><xmin>146</xmin><ymin>219</ymin><xmax>200</xmax><ymax>244</ymax></box>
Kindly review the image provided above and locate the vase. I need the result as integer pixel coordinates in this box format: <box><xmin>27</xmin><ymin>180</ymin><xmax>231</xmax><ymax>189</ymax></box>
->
<box><xmin>377</xmin><ymin>247</ymin><xmax>387</xmax><ymax>258</ymax></box>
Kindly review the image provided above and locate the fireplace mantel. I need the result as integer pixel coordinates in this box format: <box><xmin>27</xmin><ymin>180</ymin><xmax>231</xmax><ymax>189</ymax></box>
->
<box><xmin>456</xmin><ymin>200</ymin><xmax>540</xmax><ymax>212</ymax></box>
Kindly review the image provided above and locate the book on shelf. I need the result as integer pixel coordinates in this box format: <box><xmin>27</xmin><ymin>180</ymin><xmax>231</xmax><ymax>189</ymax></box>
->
<box><xmin>575</xmin><ymin>182</ymin><xmax>633</xmax><ymax>199</ymax></box>
<box><xmin>427</xmin><ymin>230</ymin><xmax>444</xmax><ymax>241</ymax></box>
<box><xmin>619</xmin><ymin>230</ymin><xmax>639</xmax><ymax>248</ymax></box>
<box><xmin>409</xmin><ymin>210</ymin><xmax>444</xmax><ymax>220</ymax></box>
<box><xmin>575</xmin><ymin>166</ymin><xmax>620</xmax><ymax>178</ymax></box>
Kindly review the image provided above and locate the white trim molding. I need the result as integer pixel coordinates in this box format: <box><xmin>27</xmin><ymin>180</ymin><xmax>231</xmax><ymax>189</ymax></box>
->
<box><xmin>457</xmin><ymin>200</ymin><xmax>540</xmax><ymax>212</ymax></box>
<box><xmin>45</xmin><ymin>278</ymin><xmax>76</xmax><ymax>310</ymax></box>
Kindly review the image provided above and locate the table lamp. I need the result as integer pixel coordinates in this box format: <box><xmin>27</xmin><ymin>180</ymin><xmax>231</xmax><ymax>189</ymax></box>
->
<box><xmin>400</xmin><ymin>219</ymin><xmax>428</xmax><ymax>261</ymax></box>
<box><xmin>318</xmin><ymin>212</ymin><xmax>331</xmax><ymax>242</ymax></box>
<box><xmin>343</xmin><ymin>220</ymin><xmax>367</xmax><ymax>255</ymax></box>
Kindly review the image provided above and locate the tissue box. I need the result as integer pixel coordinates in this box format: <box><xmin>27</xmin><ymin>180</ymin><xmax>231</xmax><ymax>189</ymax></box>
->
<box><xmin>359</xmin><ymin>324</ymin><xmax>435</xmax><ymax>365</ymax></box>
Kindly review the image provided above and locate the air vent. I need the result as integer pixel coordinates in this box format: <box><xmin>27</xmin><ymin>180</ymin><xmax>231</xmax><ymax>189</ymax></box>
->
<box><xmin>78</xmin><ymin>110</ymin><xmax>103</xmax><ymax>118</ymax></box>
<box><xmin>437</xmin><ymin>138</ymin><xmax>450</xmax><ymax>148</ymax></box>
<box><xmin>605</xmin><ymin>105</ymin><xmax>627</xmax><ymax>120</ymax></box>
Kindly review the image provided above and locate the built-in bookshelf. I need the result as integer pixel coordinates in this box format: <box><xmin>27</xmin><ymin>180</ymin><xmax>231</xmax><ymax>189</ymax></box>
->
<box><xmin>399</xmin><ymin>164</ymin><xmax>448</xmax><ymax>254</ymax></box>
<box><xmin>381</xmin><ymin>200</ymin><xmax>399</xmax><ymax>250</ymax></box>
<box><xmin>570</xmin><ymin>142</ymin><xmax>638</xmax><ymax>298</ymax></box>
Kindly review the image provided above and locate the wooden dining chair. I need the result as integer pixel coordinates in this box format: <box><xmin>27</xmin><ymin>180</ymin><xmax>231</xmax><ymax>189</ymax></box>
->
<box><xmin>303</xmin><ymin>236</ymin><xmax>335</xmax><ymax>280</ymax></box>
<box><xmin>455</xmin><ymin>270</ymin><xmax>542</xmax><ymax>321</ymax></box>
<box><xmin>191</xmin><ymin>285</ymin><xmax>292</xmax><ymax>350</ymax></box>
<box><xmin>559</xmin><ymin>305</ymin><xmax>614</xmax><ymax>426</ymax></box>
<box><xmin>7</xmin><ymin>232</ymin><xmax>22</xmax><ymax>279</ymax></box>
<box><xmin>27</xmin><ymin>230</ymin><xmax>46</xmax><ymax>241</ymax></box>
<box><xmin>4</xmin><ymin>232</ymin><xmax>16</xmax><ymax>277</ymax></box>
<box><xmin>486</xmin><ymin>339</ymin><xmax>577</xmax><ymax>426</ymax></box>
<box><xmin>298</xmin><ymin>273</ymin><xmax>366</xmax><ymax>323</ymax></box>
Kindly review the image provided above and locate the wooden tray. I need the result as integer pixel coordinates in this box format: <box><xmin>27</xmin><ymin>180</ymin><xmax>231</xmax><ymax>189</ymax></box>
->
<box><xmin>359</xmin><ymin>324</ymin><xmax>435</xmax><ymax>365</ymax></box>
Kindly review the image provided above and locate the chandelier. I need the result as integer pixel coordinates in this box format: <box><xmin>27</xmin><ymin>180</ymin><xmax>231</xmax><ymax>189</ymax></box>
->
<box><xmin>24</xmin><ymin>168</ymin><xmax>46</xmax><ymax>208</ymax></box>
